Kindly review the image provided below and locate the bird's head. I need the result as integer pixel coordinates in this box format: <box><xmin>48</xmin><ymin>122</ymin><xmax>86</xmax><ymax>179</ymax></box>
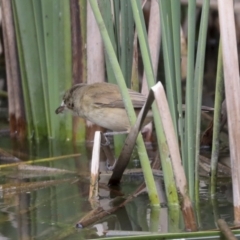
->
<box><xmin>55</xmin><ymin>89</ymin><xmax>75</xmax><ymax>114</ymax></box>
<box><xmin>55</xmin><ymin>84</ymin><xmax>86</xmax><ymax>114</ymax></box>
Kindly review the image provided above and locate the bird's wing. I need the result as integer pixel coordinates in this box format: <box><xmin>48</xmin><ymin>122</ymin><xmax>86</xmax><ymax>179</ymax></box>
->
<box><xmin>85</xmin><ymin>83</ymin><xmax>146</xmax><ymax>109</ymax></box>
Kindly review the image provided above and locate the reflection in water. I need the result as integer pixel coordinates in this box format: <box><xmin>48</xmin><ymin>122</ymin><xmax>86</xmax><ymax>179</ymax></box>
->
<box><xmin>0</xmin><ymin>137</ymin><xmax>235</xmax><ymax>239</ymax></box>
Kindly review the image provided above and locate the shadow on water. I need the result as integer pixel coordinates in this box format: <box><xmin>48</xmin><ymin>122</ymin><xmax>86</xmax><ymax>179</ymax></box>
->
<box><xmin>0</xmin><ymin>136</ymin><xmax>236</xmax><ymax>239</ymax></box>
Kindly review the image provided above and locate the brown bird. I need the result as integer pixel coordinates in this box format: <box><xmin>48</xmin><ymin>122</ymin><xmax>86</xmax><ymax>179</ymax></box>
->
<box><xmin>55</xmin><ymin>82</ymin><xmax>151</xmax><ymax>132</ymax></box>
<box><xmin>55</xmin><ymin>82</ymin><xmax>214</xmax><ymax>132</ymax></box>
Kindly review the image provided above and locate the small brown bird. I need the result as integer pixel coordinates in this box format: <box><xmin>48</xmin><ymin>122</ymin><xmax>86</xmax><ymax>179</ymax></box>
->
<box><xmin>55</xmin><ymin>82</ymin><xmax>214</xmax><ymax>132</ymax></box>
<box><xmin>55</xmin><ymin>82</ymin><xmax>151</xmax><ymax>132</ymax></box>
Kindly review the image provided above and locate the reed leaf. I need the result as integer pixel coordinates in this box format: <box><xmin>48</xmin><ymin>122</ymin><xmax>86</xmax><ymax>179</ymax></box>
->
<box><xmin>159</xmin><ymin>0</ymin><xmax>177</xmax><ymax>133</ymax></box>
<box><xmin>194</xmin><ymin>0</ymin><xmax>210</xmax><ymax>202</ymax></box>
<box><xmin>98</xmin><ymin>0</ymin><xmax>133</xmax><ymax>156</ymax></box>
<box><xmin>13</xmin><ymin>0</ymin><xmax>48</xmax><ymax>140</ymax></box>
<box><xmin>98</xmin><ymin>0</ymin><xmax>117</xmax><ymax>84</ymax></box>
<box><xmin>218</xmin><ymin>0</ymin><xmax>240</xmax><ymax>223</ymax></box>
<box><xmin>89</xmin><ymin>0</ymin><xmax>160</xmax><ymax>206</ymax></box>
<box><xmin>210</xmin><ymin>40</ymin><xmax>224</xmax><ymax>196</ymax></box>
<box><xmin>170</xmin><ymin>1</ymin><xmax>184</xmax><ymax>162</ymax></box>
<box><xmin>184</xmin><ymin>0</ymin><xmax>196</xmax><ymax>185</ymax></box>
<box><xmin>131</xmin><ymin>0</ymin><xmax>178</xmax><ymax>206</ymax></box>
<box><xmin>71</xmin><ymin>0</ymin><xmax>87</xmax><ymax>142</ymax></box>
<box><xmin>12</xmin><ymin>0</ymin><xmax>72</xmax><ymax>140</ymax></box>
<box><xmin>119</xmin><ymin>0</ymin><xmax>134</xmax><ymax>88</ymax></box>
<box><xmin>12</xmin><ymin>1</ymin><xmax>33</xmax><ymax>139</ymax></box>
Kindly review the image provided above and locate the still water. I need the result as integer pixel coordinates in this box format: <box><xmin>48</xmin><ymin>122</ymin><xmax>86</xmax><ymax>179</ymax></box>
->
<box><xmin>0</xmin><ymin>136</ymin><xmax>236</xmax><ymax>239</ymax></box>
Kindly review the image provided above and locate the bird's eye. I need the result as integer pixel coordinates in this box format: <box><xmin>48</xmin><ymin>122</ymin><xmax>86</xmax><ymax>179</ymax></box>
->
<box><xmin>68</xmin><ymin>102</ymin><xmax>74</xmax><ymax>109</ymax></box>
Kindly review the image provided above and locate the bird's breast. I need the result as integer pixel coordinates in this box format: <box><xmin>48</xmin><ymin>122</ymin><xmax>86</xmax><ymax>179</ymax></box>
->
<box><xmin>84</xmin><ymin>107</ymin><xmax>130</xmax><ymax>131</ymax></box>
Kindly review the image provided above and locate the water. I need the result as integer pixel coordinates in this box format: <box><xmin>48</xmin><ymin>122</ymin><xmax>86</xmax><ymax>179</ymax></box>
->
<box><xmin>0</xmin><ymin>136</ymin><xmax>236</xmax><ymax>239</ymax></box>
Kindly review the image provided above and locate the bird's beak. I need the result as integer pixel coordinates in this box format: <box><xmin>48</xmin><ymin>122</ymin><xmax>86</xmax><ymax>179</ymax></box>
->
<box><xmin>55</xmin><ymin>101</ymin><xmax>66</xmax><ymax>114</ymax></box>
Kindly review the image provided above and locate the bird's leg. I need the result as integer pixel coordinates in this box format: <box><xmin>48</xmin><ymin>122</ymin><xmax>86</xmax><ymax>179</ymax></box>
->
<box><xmin>104</xmin><ymin>131</ymin><xmax>129</xmax><ymax>136</ymax></box>
<box><xmin>100</xmin><ymin>132</ymin><xmax>116</xmax><ymax>170</ymax></box>
<box><xmin>103</xmin><ymin>131</ymin><xmax>129</xmax><ymax>169</ymax></box>
<box><xmin>101</xmin><ymin>136</ymin><xmax>111</xmax><ymax>146</ymax></box>
<box><xmin>103</xmin><ymin>131</ymin><xmax>127</xmax><ymax>147</ymax></box>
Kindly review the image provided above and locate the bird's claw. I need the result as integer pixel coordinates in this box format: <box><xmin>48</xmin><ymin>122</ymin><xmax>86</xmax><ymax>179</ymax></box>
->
<box><xmin>106</xmin><ymin>159</ymin><xmax>116</xmax><ymax>170</ymax></box>
<box><xmin>101</xmin><ymin>137</ymin><xmax>110</xmax><ymax>146</ymax></box>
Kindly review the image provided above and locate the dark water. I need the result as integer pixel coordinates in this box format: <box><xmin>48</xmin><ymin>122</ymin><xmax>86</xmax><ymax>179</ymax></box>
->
<box><xmin>0</xmin><ymin>136</ymin><xmax>237</xmax><ymax>239</ymax></box>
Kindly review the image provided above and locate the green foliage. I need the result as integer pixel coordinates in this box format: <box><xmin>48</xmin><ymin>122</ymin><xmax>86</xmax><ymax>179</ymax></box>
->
<box><xmin>89</xmin><ymin>0</ymin><xmax>160</xmax><ymax>206</ymax></box>
<box><xmin>98</xmin><ymin>0</ymin><xmax>134</xmax><ymax>88</ymax></box>
<box><xmin>12</xmin><ymin>0</ymin><xmax>72</xmax><ymax>141</ymax></box>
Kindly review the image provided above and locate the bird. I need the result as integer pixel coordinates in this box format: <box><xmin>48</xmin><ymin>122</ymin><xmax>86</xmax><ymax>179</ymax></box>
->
<box><xmin>55</xmin><ymin>82</ymin><xmax>214</xmax><ymax>133</ymax></box>
<box><xmin>55</xmin><ymin>82</ymin><xmax>152</xmax><ymax>132</ymax></box>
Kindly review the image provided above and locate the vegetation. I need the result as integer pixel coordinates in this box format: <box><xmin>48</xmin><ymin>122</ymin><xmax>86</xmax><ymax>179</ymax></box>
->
<box><xmin>1</xmin><ymin>0</ymin><xmax>240</xmax><ymax>238</ymax></box>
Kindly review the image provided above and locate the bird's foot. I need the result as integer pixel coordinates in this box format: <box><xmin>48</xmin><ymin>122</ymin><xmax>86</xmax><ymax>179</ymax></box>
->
<box><xmin>106</xmin><ymin>158</ymin><xmax>116</xmax><ymax>170</ymax></box>
<box><xmin>101</xmin><ymin>137</ymin><xmax>111</xmax><ymax>146</ymax></box>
